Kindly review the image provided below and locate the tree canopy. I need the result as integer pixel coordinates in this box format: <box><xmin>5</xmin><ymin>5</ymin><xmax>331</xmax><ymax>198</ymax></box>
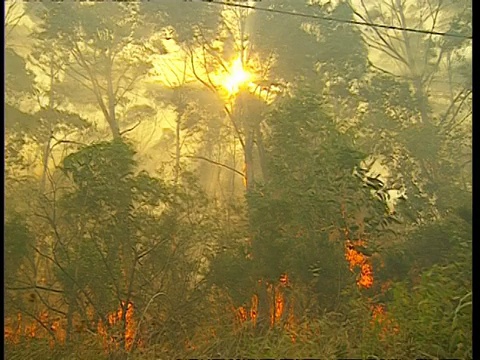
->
<box><xmin>4</xmin><ymin>1</ymin><xmax>471</xmax><ymax>359</ymax></box>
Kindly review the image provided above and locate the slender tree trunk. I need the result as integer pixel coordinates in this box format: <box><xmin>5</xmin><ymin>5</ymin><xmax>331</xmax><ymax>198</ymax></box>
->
<box><xmin>175</xmin><ymin>116</ymin><xmax>181</xmax><ymax>184</ymax></box>
<box><xmin>255</xmin><ymin>126</ymin><xmax>268</xmax><ymax>183</ymax></box>
<box><xmin>40</xmin><ymin>133</ymin><xmax>53</xmax><ymax>192</ymax></box>
<box><xmin>244</xmin><ymin>129</ymin><xmax>255</xmax><ymax>192</ymax></box>
<box><xmin>106</xmin><ymin>55</ymin><xmax>121</xmax><ymax>139</ymax></box>
<box><xmin>65</xmin><ymin>269</ymin><xmax>78</xmax><ymax>344</ymax></box>
<box><xmin>255</xmin><ymin>282</ymin><xmax>272</xmax><ymax>333</ymax></box>
<box><xmin>40</xmin><ymin>53</ymin><xmax>56</xmax><ymax>192</ymax></box>
<box><xmin>395</xmin><ymin>0</ymin><xmax>429</xmax><ymax>125</ymax></box>
<box><xmin>446</xmin><ymin>52</ymin><xmax>454</xmax><ymax>104</ymax></box>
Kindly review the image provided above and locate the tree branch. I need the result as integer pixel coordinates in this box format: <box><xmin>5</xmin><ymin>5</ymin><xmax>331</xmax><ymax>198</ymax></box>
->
<box><xmin>185</xmin><ymin>155</ymin><xmax>245</xmax><ymax>178</ymax></box>
<box><xmin>120</xmin><ymin>121</ymin><xmax>142</xmax><ymax>135</ymax></box>
<box><xmin>6</xmin><ymin>285</ymin><xmax>64</xmax><ymax>294</ymax></box>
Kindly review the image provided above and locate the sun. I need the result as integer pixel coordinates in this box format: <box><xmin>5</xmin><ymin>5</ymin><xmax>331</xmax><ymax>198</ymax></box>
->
<box><xmin>223</xmin><ymin>56</ymin><xmax>252</xmax><ymax>96</ymax></box>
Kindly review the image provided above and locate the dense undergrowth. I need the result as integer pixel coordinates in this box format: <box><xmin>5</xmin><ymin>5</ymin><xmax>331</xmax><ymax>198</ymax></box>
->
<box><xmin>5</xmin><ymin>254</ymin><xmax>472</xmax><ymax>360</ymax></box>
<box><xmin>5</xmin><ymin>1</ymin><xmax>471</xmax><ymax>359</ymax></box>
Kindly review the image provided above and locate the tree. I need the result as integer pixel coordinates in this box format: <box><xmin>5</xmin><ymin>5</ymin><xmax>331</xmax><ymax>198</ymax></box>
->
<box><xmin>13</xmin><ymin>138</ymin><xmax>220</xmax><ymax>357</ymax></box>
<box><xmin>209</xmin><ymin>87</ymin><xmax>391</xmax><ymax>331</ymax></box>
<box><xmin>349</xmin><ymin>0</ymin><xmax>472</xmax><ymax>211</ymax></box>
<box><xmin>34</xmin><ymin>2</ymin><xmax>155</xmax><ymax>140</ymax></box>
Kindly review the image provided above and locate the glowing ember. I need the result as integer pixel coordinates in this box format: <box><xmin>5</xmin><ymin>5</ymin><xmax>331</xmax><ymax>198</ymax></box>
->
<box><xmin>250</xmin><ymin>294</ymin><xmax>258</xmax><ymax>326</ymax></box>
<box><xmin>370</xmin><ymin>303</ymin><xmax>400</xmax><ymax>338</ymax></box>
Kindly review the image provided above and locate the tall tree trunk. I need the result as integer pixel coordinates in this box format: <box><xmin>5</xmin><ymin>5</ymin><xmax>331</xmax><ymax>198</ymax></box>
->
<box><xmin>244</xmin><ymin>129</ymin><xmax>255</xmax><ymax>192</ymax></box>
<box><xmin>255</xmin><ymin>125</ymin><xmax>268</xmax><ymax>183</ymax></box>
<box><xmin>395</xmin><ymin>0</ymin><xmax>429</xmax><ymax>125</ymax></box>
<box><xmin>106</xmin><ymin>55</ymin><xmax>121</xmax><ymax>139</ymax></box>
<box><xmin>231</xmin><ymin>132</ymin><xmax>237</xmax><ymax>196</ymax></box>
<box><xmin>175</xmin><ymin>117</ymin><xmax>181</xmax><ymax>184</ymax></box>
<box><xmin>40</xmin><ymin>53</ymin><xmax>56</xmax><ymax>192</ymax></box>
<box><xmin>65</xmin><ymin>266</ymin><xmax>78</xmax><ymax>344</ymax></box>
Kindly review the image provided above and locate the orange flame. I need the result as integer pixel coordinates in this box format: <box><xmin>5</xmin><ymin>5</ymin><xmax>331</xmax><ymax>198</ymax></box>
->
<box><xmin>345</xmin><ymin>239</ymin><xmax>374</xmax><ymax>289</ymax></box>
<box><xmin>250</xmin><ymin>294</ymin><xmax>258</xmax><ymax>326</ymax></box>
<box><xmin>234</xmin><ymin>274</ymin><xmax>293</xmax><ymax>331</ymax></box>
<box><xmin>370</xmin><ymin>303</ymin><xmax>400</xmax><ymax>338</ymax></box>
<box><xmin>5</xmin><ymin>301</ymin><xmax>138</xmax><ymax>354</ymax></box>
<box><xmin>100</xmin><ymin>301</ymin><xmax>136</xmax><ymax>352</ymax></box>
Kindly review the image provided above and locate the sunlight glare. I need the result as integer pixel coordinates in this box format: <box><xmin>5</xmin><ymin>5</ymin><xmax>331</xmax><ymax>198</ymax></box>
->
<box><xmin>224</xmin><ymin>57</ymin><xmax>251</xmax><ymax>96</ymax></box>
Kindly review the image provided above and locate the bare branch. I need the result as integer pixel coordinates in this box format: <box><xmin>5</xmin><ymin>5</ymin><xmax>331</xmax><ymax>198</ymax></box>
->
<box><xmin>32</xmin><ymin>245</ymin><xmax>104</xmax><ymax>320</ymax></box>
<box><xmin>445</xmin><ymin>110</ymin><xmax>472</xmax><ymax>137</ymax></box>
<box><xmin>116</xmin><ymin>71</ymin><xmax>145</xmax><ymax>104</ymax></box>
<box><xmin>201</xmin><ymin>42</ymin><xmax>220</xmax><ymax>92</ymax></box>
<box><xmin>5</xmin><ymin>2</ymin><xmax>26</xmax><ymax>38</ymax></box>
<box><xmin>443</xmin><ymin>91</ymin><xmax>472</xmax><ymax>134</ymax></box>
<box><xmin>368</xmin><ymin>59</ymin><xmax>401</xmax><ymax>77</ymax></box>
<box><xmin>356</xmin><ymin>0</ymin><xmax>409</xmax><ymax>66</ymax></box>
<box><xmin>224</xmin><ymin>104</ymin><xmax>246</xmax><ymax>150</ymax></box>
<box><xmin>114</xmin><ymin>63</ymin><xmax>133</xmax><ymax>97</ymax></box>
<box><xmin>120</xmin><ymin>121</ymin><xmax>142</xmax><ymax>135</ymax></box>
<box><xmin>189</xmin><ymin>47</ymin><xmax>217</xmax><ymax>93</ymax></box>
<box><xmin>439</xmin><ymin>89</ymin><xmax>471</xmax><ymax>126</ymax></box>
<box><xmin>6</xmin><ymin>285</ymin><xmax>64</xmax><ymax>294</ymax></box>
<box><xmin>185</xmin><ymin>155</ymin><xmax>245</xmax><ymax>178</ymax></box>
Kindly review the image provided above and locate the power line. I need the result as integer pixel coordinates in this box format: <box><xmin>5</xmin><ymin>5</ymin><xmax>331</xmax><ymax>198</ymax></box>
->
<box><xmin>205</xmin><ymin>0</ymin><xmax>472</xmax><ymax>40</ymax></box>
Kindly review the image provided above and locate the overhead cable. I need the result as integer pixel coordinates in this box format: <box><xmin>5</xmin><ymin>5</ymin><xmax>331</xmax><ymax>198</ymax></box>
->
<box><xmin>204</xmin><ymin>0</ymin><xmax>472</xmax><ymax>40</ymax></box>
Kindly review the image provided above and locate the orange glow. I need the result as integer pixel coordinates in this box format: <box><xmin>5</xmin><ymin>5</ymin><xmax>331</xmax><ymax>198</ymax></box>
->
<box><xmin>268</xmin><ymin>273</ymin><xmax>292</xmax><ymax>327</ymax></box>
<box><xmin>250</xmin><ymin>294</ymin><xmax>258</xmax><ymax>327</ymax></box>
<box><xmin>4</xmin><ymin>312</ymin><xmax>22</xmax><ymax>344</ymax></box>
<box><xmin>49</xmin><ymin>319</ymin><xmax>66</xmax><ymax>349</ymax></box>
<box><xmin>234</xmin><ymin>274</ymin><xmax>293</xmax><ymax>330</ymax></box>
<box><xmin>101</xmin><ymin>301</ymin><xmax>136</xmax><ymax>352</ymax></box>
<box><xmin>358</xmin><ymin>263</ymin><xmax>374</xmax><ymax>288</ymax></box>
<box><xmin>4</xmin><ymin>310</ymin><xmax>53</xmax><ymax>346</ymax></box>
<box><xmin>345</xmin><ymin>239</ymin><xmax>374</xmax><ymax>289</ymax></box>
<box><xmin>25</xmin><ymin>321</ymin><xmax>37</xmax><ymax>338</ymax></box>
<box><xmin>370</xmin><ymin>303</ymin><xmax>400</xmax><ymax>338</ymax></box>
<box><xmin>340</xmin><ymin>205</ymin><xmax>374</xmax><ymax>289</ymax></box>
<box><xmin>5</xmin><ymin>301</ymin><xmax>138</xmax><ymax>354</ymax></box>
<box><xmin>237</xmin><ymin>306</ymin><xmax>248</xmax><ymax>323</ymax></box>
<box><xmin>272</xmin><ymin>290</ymin><xmax>284</xmax><ymax>325</ymax></box>
<box><xmin>235</xmin><ymin>294</ymin><xmax>259</xmax><ymax>328</ymax></box>
<box><xmin>286</xmin><ymin>298</ymin><xmax>296</xmax><ymax>343</ymax></box>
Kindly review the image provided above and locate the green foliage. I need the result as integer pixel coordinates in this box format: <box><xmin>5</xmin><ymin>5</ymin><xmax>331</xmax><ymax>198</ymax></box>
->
<box><xmin>249</xmin><ymin>0</ymin><xmax>322</xmax><ymax>80</ymax></box>
<box><xmin>315</xmin><ymin>2</ymin><xmax>369</xmax><ymax>80</ymax></box>
<box><xmin>361</xmin><ymin>74</ymin><xmax>421</xmax><ymax>131</ymax></box>
<box><xmin>62</xmin><ymin>139</ymin><xmax>135</xmax><ymax>195</ymax></box>
<box><xmin>4</xmin><ymin>2</ymin><xmax>471</xmax><ymax>359</ymax></box>
<box><xmin>5</xmin><ymin>48</ymin><xmax>35</xmax><ymax>97</ymax></box>
<box><xmin>214</xmin><ymin>89</ymin><xmax>374</xmax><ymax>313</ymax></box>
<box><xmin>37</xmin><ymin>2</ymin><xmax>141</xmax><ymax>47</ymax></box>
<box><xmin>209</xmin><ymin>245</ymin><xmax>253</xmax><ymax>306</ymax></box>
<box><xmin>388</xmin><ymin>260</ymin><xmax>472</xmax><ymax>359</ymax></box>
<box><xmin>401</xmin><ymin>122</ymin><xmax>441</xmax><ymax>161</ymax></box>
<box><xmin>4</xmin><ymin>214</ymin><xmax>34</xmax><ymax>281</ymax></box>
<box><xmin>141</xmin><ymin>0</ymin><xmax>222</xmax><ymax>44</ymax></box>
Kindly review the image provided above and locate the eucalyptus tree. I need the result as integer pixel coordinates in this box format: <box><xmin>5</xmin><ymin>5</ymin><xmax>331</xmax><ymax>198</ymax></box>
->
<box><xmin>5</xmin><ymin>2</ymin><xmax>37</xmax><ymax>176</ymax></box>
<box><xmin>28</xmin><ymin>138</ymin><xmax>218</xmax><ymax>355</ymax></box>
<box><xmin>248</xmin><ymin>0</ymin><xmax>324</xmax><ymax>82</ymax></box>
<box><xmin>143</xmin><ymin>1</ymin><xmax>285</xmax><ymax>194</ymax></box>
<box><xmin>348</xmin><ymin>0</ymin><xmax>472</xmax><ymax>213</ymax></box>
<box><xmin>350</xmin><ymin>0</ymin><xmax>471</xmax><ymax>121</ymax></box>
<box><xmin>32</xmin><ymin>1</ymin><xmax>157</xmax><ymax>140</ymax></box>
